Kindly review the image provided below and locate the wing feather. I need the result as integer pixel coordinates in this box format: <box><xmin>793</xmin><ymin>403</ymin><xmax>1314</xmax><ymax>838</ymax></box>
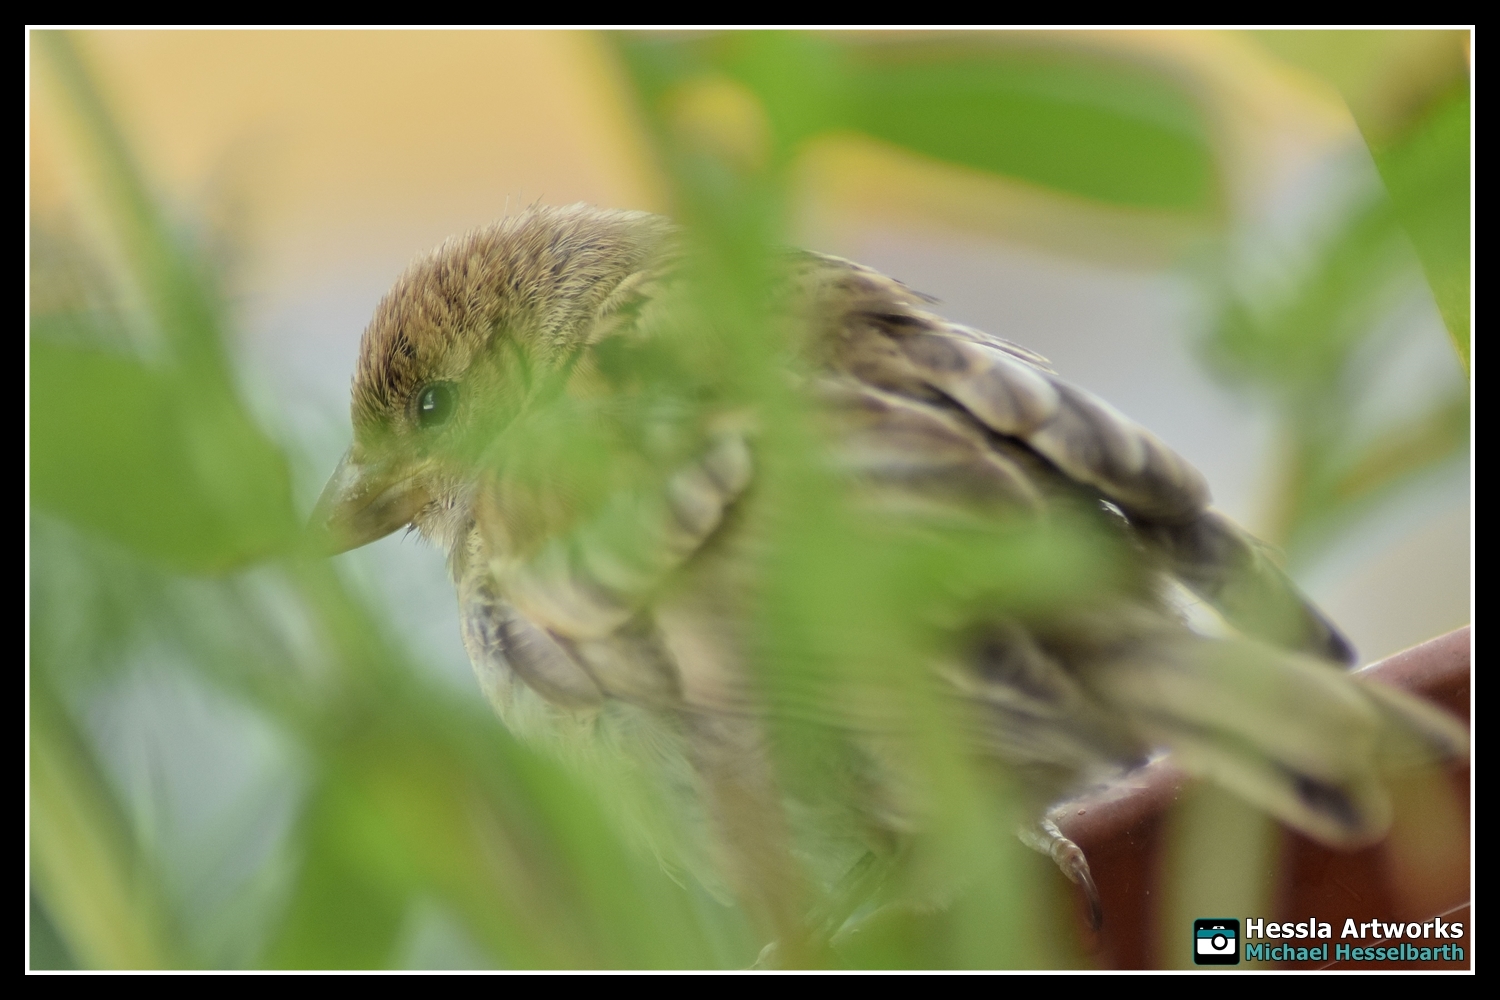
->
<box><xmin>800</xmin><ymin>255</ymin><xmax>1210</xmax><ymax>523</ymax></box>
<box><xmin>798</xmin><ymin>252</ymin><xmax>1350</xmax><ymax>661</ymax></box>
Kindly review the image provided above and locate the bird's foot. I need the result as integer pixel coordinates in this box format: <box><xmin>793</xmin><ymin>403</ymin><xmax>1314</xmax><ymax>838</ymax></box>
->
<box><xmin>1019</xmin><ymin>817</ymin><xmax>1103</xmax><ymax>931</ymax></box>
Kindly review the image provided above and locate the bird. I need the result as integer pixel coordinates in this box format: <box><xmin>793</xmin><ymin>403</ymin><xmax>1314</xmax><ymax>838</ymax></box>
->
<box><xmin>311</xmin><ymin>203</ymin><xmax>1466</xmax><ymax>949</ymax></box>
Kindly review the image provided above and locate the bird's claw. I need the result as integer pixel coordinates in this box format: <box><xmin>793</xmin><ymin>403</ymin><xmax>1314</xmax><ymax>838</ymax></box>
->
<box><xmin>1021</xmin><ymin>817</ymin><xmax>1103</xmax><ymax>931</ymax></box>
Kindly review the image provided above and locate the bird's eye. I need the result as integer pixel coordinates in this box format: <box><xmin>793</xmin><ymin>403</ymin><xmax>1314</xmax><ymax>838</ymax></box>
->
<box><xmin>415</xmin><ymin>382</ymin><xmax>457</xmax><ymax>429</ymax></box>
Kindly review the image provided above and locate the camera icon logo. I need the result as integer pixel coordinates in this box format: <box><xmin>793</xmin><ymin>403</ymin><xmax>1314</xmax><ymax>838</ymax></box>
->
<box><xmin>1193</xmin><ymin>918</ymin><xmax>1240</xmax><ymax>965</ymax></box>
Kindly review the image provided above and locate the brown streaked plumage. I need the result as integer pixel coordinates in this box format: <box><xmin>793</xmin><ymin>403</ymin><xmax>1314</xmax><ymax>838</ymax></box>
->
<box><xmin>313</xmin><ymin>203</ymin><xmax>1466</xmax><ymax>943</ymax></box>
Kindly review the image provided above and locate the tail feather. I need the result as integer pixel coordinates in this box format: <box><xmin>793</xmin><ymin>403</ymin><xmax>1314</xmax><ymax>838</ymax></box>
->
<box><xmin>1091</xmin><ymin>635</ymin><xmax>1465</xmax><ymax>846</ymax></box>
<box><xmin>1358</xmin><ymin>675</ymin><xmax>1471</xmax><ymax>764</ymax></box>
<box><xmin>1139</xmin><ymin>511</ymin><xmax>1356</xmax><ymax>665</ymax></box>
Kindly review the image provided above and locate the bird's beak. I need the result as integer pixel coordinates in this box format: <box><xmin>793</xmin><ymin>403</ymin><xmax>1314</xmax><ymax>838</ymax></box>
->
<box><xmin>309</xmin><ymin>448</ymin><xmax>430</xmax><ymax>555</ymax></box>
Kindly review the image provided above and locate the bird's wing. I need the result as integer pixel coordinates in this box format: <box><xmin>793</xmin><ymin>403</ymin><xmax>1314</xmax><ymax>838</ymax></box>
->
<box><xmin>788</xmin><ymin>251</ymin><xmax>1353</xmax><ymax>663</ymax></box>
<box><xmin>788</xmin><ymin>252</ymin><xmax>1469</xmax><ymax>846</ymax></box>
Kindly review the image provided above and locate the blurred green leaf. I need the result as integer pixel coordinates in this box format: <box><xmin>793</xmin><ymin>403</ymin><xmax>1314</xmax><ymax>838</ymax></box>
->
<box><xmin>1205</xmin><ymin>31</ymin><xmax>1470</xmax><ymax>558</ymax></box>
<box><xmin>1206</xmin><ymin>196</ymin><xmax>1407</xmax><ymax>398</ymax></box>
<box><xmin>1255</xmin><ymin>30</ymin><xmax>1470</xmax><ymax>369</ymax></box>
<box><xmin>841</xmin><ymin>44</ymin><xmax>1215</xmax><ymax>212</ymax></box>
<box><xmin>29</xmin><ymin>892</ymin><xmax>78</xmax><ymax>970</ymax></box>
<box><xmin>30</xmin><ymin>340</ymin><xmax>295</xmax><ymax>572</ymax></box>
<box><xmin>1372</xmin><ymin>86</ymin><xmax>1470</xmax><ymax>370</ymax></box>
<box><xmin>30</xmin><ymin>680</ymin><xmax>178</xmax><ymax>969</ymax></box>
<box><xmin>267</xmin><ymin>684</ymin><xmax>732</xmax><ymax>969</ymax></box>
<box><xmin>620</xmin><ymin>33</ymin><xmax>1218</xmax><ymax>213</ymax></box>
<box><xmin>1204</xmin><ymin>183</ymin><xmax>1468</xmax><ymax>556</ymax></box>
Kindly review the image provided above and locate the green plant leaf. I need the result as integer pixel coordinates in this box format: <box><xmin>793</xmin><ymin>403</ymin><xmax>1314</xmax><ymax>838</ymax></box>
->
<box><xmin>30</xmin><ymin>681</ymin><xmax>178</xmax><ymax>969</ymax></box>
<box><xmin>619</xmin><ymin>33</ymin><xmax>1219</xmax><ymax>213</ymax></box>
<box><xmin>1254</xmin><ymin>30</ymin><xmax>1470</xmax><ymax>369</ymax></box>
<box><xmin>1372</xmin><ymin>86</ymin><xmax>1470</xmax><ymax>370</ymax></box>
<box><xmin>839</xmin><ymin>43</ymin><xmax>1216</xmax><ymax>212</ymax></box>
<box><xmin>30</xmin><ymin>340</ymin><xmax>295</xmax><ymax>572</ymax></box>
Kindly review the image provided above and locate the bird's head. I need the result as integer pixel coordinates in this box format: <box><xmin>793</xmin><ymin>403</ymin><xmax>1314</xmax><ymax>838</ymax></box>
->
<box><xmin>310</xmin><ymin>204</ymin><xmax>674</xmax><ymax>556</ymax></box>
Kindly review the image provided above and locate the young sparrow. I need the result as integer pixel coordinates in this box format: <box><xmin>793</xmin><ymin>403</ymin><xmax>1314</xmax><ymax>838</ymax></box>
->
<box><xmin>312</xmin><ymin>203</ymin><xmax>1465</xmax><ymax>938</ymax></box>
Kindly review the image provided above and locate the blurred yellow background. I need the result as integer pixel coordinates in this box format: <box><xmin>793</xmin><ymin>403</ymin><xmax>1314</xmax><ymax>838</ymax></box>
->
<box><xmin>32</xmin><ymin>32</ymin><xmax>661</xmax><ymax>288</ymax></box>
